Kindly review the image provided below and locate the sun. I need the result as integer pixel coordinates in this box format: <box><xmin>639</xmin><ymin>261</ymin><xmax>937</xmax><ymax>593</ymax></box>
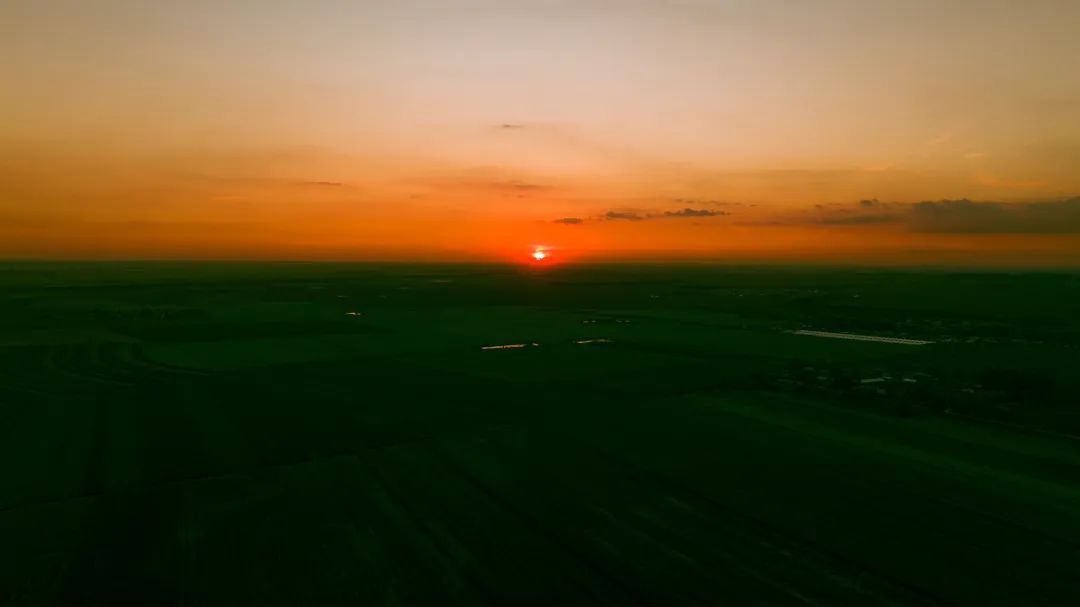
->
<box><xmin>532</xmin><ymin>249</ymin><xmax>547</xmax><ymax>261</ymax></box>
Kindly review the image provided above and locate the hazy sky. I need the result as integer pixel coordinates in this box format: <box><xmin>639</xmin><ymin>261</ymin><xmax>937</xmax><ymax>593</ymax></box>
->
<box><xmin>3</xmin><ymin>0</ymin><xmax>1079</xmax><ymax>262</ymax></box>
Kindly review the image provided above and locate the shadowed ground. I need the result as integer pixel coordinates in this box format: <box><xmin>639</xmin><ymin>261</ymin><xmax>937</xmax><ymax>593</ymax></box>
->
<box><xmin>2</xmin><ymin>262</ymin><xmax>1079</xmax><ymax>605</ymax></box>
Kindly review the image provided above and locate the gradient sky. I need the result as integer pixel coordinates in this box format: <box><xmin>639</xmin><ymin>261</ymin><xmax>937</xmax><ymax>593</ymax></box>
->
<box><xmin>3</xmin><ymin>0</ymin><xmax>1079</xmax><ymax>263</ymax></box>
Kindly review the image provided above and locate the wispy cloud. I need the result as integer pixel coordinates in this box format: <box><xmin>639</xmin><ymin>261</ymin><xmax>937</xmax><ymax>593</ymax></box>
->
<box><xmin>909</xmin><ymin>198</ymin><xmax>1080</xmax><ymax>233</ymax></box>
<box><xmin>821</xmin><ymin>214</ymin><xmax>897</xmax><ymax>225</ymax></box>
<box><xmin>972</xmin><ymin>174</ymin><xmax>1047</xmax><ymax>190</ymax></box>
<box><xmin>605</xmin><ymin>211</ymin><xmax>646</xmax><ymax>221</ymax></box>
<box><xmin>759</xmin><ymin>197</ymin><xmax>1080</xmax><ymax>233</ymax></box>
<box><xmin>673</xmin><ymin>198</ymin><xmax>742</xmax><ymax>207</ymax></box>
<box><xmin>663</xmin><ymin>208</ymin><xmax>728</xmax><ymax>218</ymax></box>
<box><xmin>555</xmin><ymin>206</ymin><xmax>734</xmax><ymax>223</ymax></box>
<box><xmin>926</xmin><ymin>132</ymin><xmax>955</xmax><ymax>147</ymax></box>
<box><xmin>404</xmin><ymin>169</ymin><xmax>559</xmax><ymax>198</ymax></box>
<box><xmin>294</xmin><ymin>180</ymin><xmax>346</xmax><ymax>187</ymax></box>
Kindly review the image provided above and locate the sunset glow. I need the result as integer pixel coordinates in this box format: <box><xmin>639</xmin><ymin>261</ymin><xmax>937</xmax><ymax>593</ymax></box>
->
<box><xmin>2</xmin><ymin>1</ymin><xmax>1078</xmax><ymax>264</ymax></box>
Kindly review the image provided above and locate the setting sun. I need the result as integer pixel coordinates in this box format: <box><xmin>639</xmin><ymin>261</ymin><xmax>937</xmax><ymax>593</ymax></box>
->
<box><xmin>532</xmin><ymin>249</ymin><xmax>547</xmax><ymax>261</ymax></box>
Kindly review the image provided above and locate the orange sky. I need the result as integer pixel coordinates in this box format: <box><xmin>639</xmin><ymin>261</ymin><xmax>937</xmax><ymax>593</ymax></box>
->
<box><xmin>3</xmin><ymin>1</ymin><xmax>1079</xmax><ymax>264</ymax></box>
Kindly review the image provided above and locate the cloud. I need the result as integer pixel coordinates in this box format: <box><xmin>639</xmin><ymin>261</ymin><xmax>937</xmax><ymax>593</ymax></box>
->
<box><xmin>821</xmin><ymin>214</ymin><xmax>897</xmax><ymax>225</ymax></box>
<box><xmin>405</xmin><ymin>170</ymin><xmax>558</xmax><ymax>198</ymax></box>
<box><xmin>926</xmin><ymin>132</ymin><xmax>955</xmax><ymax>147</ymax></box>
<box><xmin>972</xmin><ymin>174</ymin><xmax>1047</xmax><ymax>190</ymax></box>
<box><xmin>673</xmin><ymin>198</ymin><xmax>742</xmax><ymax>207</ymax></box>
<box><xmin>760</xmin><ymin>197</ymin><xmax>1080</xmax><ymax>233</ymax></box>
<box><xmin>663</xmin><ymin>208</ymin><xmax>728</xmax><ymax>218</ymax></box>
<box><xmin>295</xmin><ymin>180</ymin><xmax>346</xmax><ymax>187</ymax></box>
<box><xmin>909</xmin><ymin>198</ymin><xmax>1080</xmax><ymax>233</ymax></box>
<box><xmin>605</xmin><ymin>211</ymin><xmax>645</xmax><ymax>221</ymax></box>
<box><xmin>553</xmin><ymin>217</ymin><xmax>583</xmax><ymax>225</ymax></box>
<box><xmin>588</xmin><ymin>207</ymin><xmax>733</xmax><ymax>223</ymax></box>
<box><xmin>505</xmin><ymin>182</ymin><xmax>550</xmax><ymax>192</ymax></box>
<box><xmin>454</xmin><ymin>179</ymin><xmax>553</xmax><ymax>194</ymax></box>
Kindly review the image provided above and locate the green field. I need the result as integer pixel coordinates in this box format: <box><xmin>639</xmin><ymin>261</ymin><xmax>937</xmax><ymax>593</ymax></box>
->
<box><xmin>2</xmin><ymin>262</ymin><xmax>1079</xmax><ymax>605</ymax></box>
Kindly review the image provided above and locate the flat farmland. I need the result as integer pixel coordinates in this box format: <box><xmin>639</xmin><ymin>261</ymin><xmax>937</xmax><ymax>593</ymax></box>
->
<box><xmin>2</xmin><ymin>262</ymin><xmax>1079</xmax><ymax>605</ymax></box>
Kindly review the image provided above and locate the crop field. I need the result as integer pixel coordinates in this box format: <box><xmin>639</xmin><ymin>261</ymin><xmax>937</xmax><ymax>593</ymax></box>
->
<box><xmin>1</xmin><ymin>262</ymin><xmax>1079</xmax><ymax>605</ymax></box>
